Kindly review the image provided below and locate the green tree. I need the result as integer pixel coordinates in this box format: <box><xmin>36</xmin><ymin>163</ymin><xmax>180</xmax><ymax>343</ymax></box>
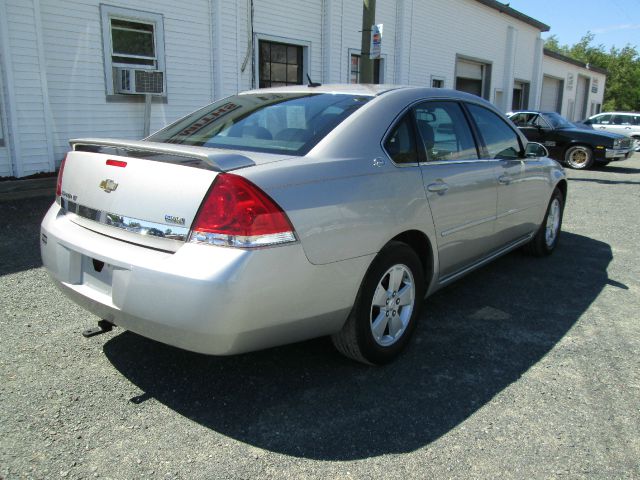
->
<box><xmin>544</xmin><ymin>33</ymin><xmax>640</xmax><ymax>111</ymax></box>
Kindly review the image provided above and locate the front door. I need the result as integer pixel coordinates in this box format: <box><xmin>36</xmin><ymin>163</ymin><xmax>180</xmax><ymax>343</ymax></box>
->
<box><xmin>466</xmin><ymin>104</ymin><xmax>548</xmax><ymax>245</ymax></box>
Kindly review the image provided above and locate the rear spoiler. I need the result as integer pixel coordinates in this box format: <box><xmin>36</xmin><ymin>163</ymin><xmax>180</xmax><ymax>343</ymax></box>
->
<box><xmin>69</xmin><ymin>138</ymin><xmax>255</xmax><ymax>172</ymax></box>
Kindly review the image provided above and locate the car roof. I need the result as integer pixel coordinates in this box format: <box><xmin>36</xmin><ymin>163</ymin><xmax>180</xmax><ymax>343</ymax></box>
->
<box><xmin>591</xmin><ymin>111</ymin><xmax>639</xmax><ymax>115</ymax></box>
<box><xmin>509</xmin><ymin>110</ymin><xmax>558</xmax><ymax>115</ymax></box>
<box><xmin>241</xmin><ymin>84</ymin><xmax>401</xmax><ymax>97</ymax></box>
<box><xmin>240</xmin><ymin>84</ymin><xmax>490</xmax><ymax>103</ymax></box>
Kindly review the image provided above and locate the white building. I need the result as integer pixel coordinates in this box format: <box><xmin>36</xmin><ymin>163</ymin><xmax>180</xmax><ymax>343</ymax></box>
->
<box><xmin>541</xmin><ymin>49</ymin><xmax>607</xmax><ymax>121</ymax></box>
<box><xmin>0</xmin><ymin>0</ymin><xmax>595</xmax><ymax>178</ymax></box>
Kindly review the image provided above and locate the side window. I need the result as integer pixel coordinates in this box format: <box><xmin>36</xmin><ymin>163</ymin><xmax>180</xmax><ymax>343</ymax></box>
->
<box><xmin>532</xmin><ymin>115</ymin><xmax>550</xmax><ymax>129</ymax></box>
<box><xmin>612</xmin><ymin>114</ymin><xmax>632</xmax><ymax>125</ymax></box>
<box><xmin>509</xmin><ymin>113</ymin><xmax>528</xmax><ymax>127</ymax></box>
<box><xmin>466</xmin><ymin>104</ymin><xmax>522</xmax><ymax>160</ymax></box>
<box><xmin>593</xmin><ymin>114</ymin><xmax>611</xmax><ymax>125</ymax></box>
<box><xmin>510</xmin><ymin>112</ymin><xmax>538</xmax><ymax>127</ymax></box>
<box><xmin>413</xmin><ymin>101</ymin><xmax>478</xmax><ymax>161</ymax></box>
<box><xmin>384</xmin><ymin>114</ymin><xmax>418</xmax><ymax>164</ymax></box>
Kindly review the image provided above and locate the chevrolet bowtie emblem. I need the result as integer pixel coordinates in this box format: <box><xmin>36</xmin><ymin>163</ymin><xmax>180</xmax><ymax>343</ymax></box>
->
<box><xmin>99</xmin><ymin>179</ymin><xmax>119</xmax><ymax>193</ymax></box>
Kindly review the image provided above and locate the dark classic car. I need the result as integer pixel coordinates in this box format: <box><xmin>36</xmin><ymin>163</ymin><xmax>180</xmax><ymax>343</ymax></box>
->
<box><xmin>508</xmin><ymin>110</ymin><xmax>632</xmax><ymax>169</ymax></box>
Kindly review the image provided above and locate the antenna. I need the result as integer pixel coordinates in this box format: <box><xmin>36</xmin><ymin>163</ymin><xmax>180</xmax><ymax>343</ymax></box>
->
<box><xmin>306</xmin><ymin>74</ymin><xmax>322</xmax><ymax>88</ymax></box>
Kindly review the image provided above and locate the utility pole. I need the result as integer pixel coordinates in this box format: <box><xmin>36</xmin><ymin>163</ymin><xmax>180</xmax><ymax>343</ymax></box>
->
<box><xmin>359</xmin><ymin>0</ymin><xmax>376</xmax><ymax>84</ymax></box>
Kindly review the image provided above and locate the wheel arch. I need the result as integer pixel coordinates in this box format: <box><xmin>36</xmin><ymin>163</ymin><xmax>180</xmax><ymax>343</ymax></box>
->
<box><xmin>555</xmin><ymin>178</ymin><xmax>568</xmax><ymax>202</ymax></box>
<box><xmin>387</xmin><ymin>230</ymin><xmax>435</xmax><ymax>291</ymax></box>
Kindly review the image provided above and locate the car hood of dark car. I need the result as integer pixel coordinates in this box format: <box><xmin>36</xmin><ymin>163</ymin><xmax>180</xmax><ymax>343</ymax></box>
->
<box><xmin>557</xmin><ymin>126</ymin><xmax>626</xmax><ymax>141</ymax></box>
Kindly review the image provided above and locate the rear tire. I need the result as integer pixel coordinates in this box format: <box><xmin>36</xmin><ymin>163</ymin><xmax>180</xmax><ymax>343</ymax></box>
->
<box><xmin>525</xmin><ymin>188</ymin><xmax>564</xmax><ymax>257</ymax></box>
<box><xmin>332</xmin><ymin>242</ymin><xmax>425</xmax><ymax>365</ymax></box>
<box><xmin>565</xmin><ymin>145</ymin><xmax>594</xmax><ymax>169</ymax></box>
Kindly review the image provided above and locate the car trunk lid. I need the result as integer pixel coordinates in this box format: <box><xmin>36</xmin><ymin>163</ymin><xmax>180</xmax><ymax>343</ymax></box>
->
<box><xmin>58</xmin><ymin>138</ymin><xmax>294</xmax><ymax>252</ymax></box>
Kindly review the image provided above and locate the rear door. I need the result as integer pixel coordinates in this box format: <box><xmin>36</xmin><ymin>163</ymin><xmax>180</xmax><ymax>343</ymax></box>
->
<box><xmin>410</xmin><ymin>101</ymin><xmax>499</xmax><ymax>280</ymax></box>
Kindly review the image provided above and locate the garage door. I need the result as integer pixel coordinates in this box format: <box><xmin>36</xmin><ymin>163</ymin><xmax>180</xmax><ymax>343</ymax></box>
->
<box><xmin>540</xmin><ymin>76</ymin><xmax>562</xmax><ymax>112</ymax></box>
<box><xmin>456</xmin><ymin>59</ymin><xmax>484</xmax><ymax>98</ymax></box>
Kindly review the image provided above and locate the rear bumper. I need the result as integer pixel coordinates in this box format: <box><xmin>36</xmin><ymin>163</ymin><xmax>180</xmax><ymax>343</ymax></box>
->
<box><xmin>41</xmin><ymin>203</ymin><xmax>372</xmax><ymax>355</ymax></box>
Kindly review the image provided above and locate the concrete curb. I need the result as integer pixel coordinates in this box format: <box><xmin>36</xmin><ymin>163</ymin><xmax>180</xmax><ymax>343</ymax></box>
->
<box><xmin>0</xmin><ymin>177</ymin><xmax>56</xmax><ymax>201</ymax></box>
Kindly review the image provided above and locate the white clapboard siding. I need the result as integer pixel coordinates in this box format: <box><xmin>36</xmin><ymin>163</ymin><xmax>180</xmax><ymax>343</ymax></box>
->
<box><xmin>37</xmin><ymin>0</ymin><xmax>214</xmax><ymax>166</ymax></box>
<box><xmin>5</xmin><ymin>0</ymin><xmax>51</xmax><ymax>177</ymax></box>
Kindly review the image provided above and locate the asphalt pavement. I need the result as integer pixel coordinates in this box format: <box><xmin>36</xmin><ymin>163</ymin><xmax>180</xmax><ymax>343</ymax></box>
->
<box><xmin>1</xmin><ymin>155</ymin><xmax>639</xmax><ymax>479</ymax></box>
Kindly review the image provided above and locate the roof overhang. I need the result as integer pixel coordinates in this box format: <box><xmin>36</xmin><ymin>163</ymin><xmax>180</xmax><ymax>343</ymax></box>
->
<box><xmin>474</xmin><ymin>0</ymin><xmax>550</xmax><ymax>32</ymax></box>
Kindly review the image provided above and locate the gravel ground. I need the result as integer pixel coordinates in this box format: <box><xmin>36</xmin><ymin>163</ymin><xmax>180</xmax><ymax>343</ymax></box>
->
<box><xmin>1</xmin><ymin>154</ymin><xmax>639</xmax><ymax>479</ymax></box>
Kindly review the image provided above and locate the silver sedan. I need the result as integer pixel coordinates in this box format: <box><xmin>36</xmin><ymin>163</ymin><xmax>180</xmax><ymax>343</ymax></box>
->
<box><xmin>41</xmin><ymin>85</ymin><xmax>567</xmax><ymax>364</ymax></box>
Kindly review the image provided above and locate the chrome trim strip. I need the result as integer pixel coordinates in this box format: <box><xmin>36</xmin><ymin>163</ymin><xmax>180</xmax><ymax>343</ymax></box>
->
<box><xmin>60</xmin><ymin>198</ymin><xmax>189</xmax><ymax>242</ymax></box>
<box><xmin>496</xmin><ymin>206</ymin><xmax>529</xmax><ymax>220</ymax></box>
<box><xmin>440</xmin><ymin>214</ymin><xmax>497</xmax><ymax>237</ymax></box>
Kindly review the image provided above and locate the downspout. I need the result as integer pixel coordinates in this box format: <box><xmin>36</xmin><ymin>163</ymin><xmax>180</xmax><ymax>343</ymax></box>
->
<box><xmin>240</xmin><ymin>0</ymin><xmax>253</xmax><ymax>86</ymax></box>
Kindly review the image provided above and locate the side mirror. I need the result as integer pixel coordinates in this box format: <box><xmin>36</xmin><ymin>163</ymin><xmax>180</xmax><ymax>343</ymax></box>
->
<box><xmin>525</xmin><ymin>142</ymin><xmax>549</xmax><ymax>158</ymax></box>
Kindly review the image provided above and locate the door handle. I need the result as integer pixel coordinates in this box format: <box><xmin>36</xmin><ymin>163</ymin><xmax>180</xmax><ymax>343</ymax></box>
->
<box><xmin>498</xmin><ymin>175</ymin><xmax>512</xmax><ymax>185</ymax></box>
<box><xmin>427</xmin><ymin>182</ymin><xmax>449</xmax><ymax>194</ymax></box>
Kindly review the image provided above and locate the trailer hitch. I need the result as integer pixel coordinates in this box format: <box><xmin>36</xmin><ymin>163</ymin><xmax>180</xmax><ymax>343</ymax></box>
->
<box><xmin>82</xmin><ymin>319</ymin><xmax>114</xmax><ymax>338</ymax></box>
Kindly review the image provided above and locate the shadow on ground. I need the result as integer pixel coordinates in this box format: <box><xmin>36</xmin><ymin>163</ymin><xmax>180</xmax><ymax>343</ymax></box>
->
<box><xmin>103</xmin><ymin>232</ymin><xmax>615</xmax><ymax>460</ymax></box>
<box><xmin>0</xmin><ymin>196</ymin><xmax>52</xmax><ymax>276</ymax></box>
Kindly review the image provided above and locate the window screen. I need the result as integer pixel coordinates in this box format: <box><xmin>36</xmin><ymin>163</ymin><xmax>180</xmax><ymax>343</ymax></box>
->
<box><xmin>111</xmin><ymin>19</ymin><xmax>156</xmax><ymax>66</ymax></box>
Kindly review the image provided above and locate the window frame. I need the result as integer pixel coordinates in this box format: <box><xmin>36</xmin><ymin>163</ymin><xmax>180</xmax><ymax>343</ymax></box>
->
<box><xmin>100</xmin><ymin>5</ymin><xmax>166</xmax><ymax>96</ymax></box>
<box><xmin>431</xmin><ymin>76</ymin><xmax>445</xmax><ymax>89</ymax></box>
<box><xmin>254</xmin><ymin>34</ymin><xmax>310</xmax><ymax>89</ymax></box>
<box><xmin>347</xmin><ymin>49</ymin><xmax>385</xmax><ymax>84</ymax></box>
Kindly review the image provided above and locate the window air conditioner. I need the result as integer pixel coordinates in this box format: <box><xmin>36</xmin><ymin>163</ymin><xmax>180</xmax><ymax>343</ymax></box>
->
<box><xmin>114</xmin><ymin>68</ymin><xmax>164</xmax><ymax>95</ymax></box>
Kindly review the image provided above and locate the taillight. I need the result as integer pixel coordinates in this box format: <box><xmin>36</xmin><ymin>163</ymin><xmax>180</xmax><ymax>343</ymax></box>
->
<box><xmin>55</xmin><ymin>154</ymin><xmax>67</xmax><ymax>200</ymax></box>
<box><xmin>189</xmin><ymin>173</ymin><xmax>296</xmax><ymax>248</ymax></box>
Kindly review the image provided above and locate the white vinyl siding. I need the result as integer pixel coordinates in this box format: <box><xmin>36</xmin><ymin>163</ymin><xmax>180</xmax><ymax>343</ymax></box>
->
<box><xmin>39</xmin><ymin>0</ymin><xmax>212</xmax><ymax>165</ymax></box>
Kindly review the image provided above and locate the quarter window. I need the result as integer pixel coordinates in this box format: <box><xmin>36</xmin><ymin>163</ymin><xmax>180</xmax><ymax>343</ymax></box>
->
<box><xmin>384</xmin><ymin>115</ymin><xmax>418</xmax><ymax>164</ymax></box>
<box><xmin>413</xmin><ymin>102</ymin><xmax>478</xmax><ymax>161</ymax></box>
<box><xmin>467</xmin><ymin>104</ymin><xmax>522</xmax><ymax>160</ymax></box>
<box><xmin>259</xmin><ymin>41</ymin><xmax>303</xmax><ymax>88</ymax></box>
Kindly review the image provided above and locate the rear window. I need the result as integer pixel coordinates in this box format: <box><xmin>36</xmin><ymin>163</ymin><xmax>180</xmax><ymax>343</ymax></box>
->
<box><xmin>148</xmin><ymin>93</ymin><xmax>371</xmax><ymax>155</ymax></box>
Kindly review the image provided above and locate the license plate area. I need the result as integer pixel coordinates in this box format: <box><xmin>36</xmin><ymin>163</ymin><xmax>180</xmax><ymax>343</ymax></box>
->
<box><xmin>81</xmin><ymin>255</ymin><xmax>113</xmax><ymax>296</ymax></box>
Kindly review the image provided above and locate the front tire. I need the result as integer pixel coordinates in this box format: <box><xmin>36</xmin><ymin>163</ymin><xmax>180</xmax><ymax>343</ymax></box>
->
<box><xmin>565</xmin><ymin>145</ymin><xmax>594</xmax><ymax>169</ymax></box>
<box><xmin>525</xmin><ymin>188</ymin><xmax>564</xmax><ymax>257</ymax></box>
<box><xmin>332</xmin><ymin>242</ymin><xmax>425</xmax><ymax>365</ymax></box>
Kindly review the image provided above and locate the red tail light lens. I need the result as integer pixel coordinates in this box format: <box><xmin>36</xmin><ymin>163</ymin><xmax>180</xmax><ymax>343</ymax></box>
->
<box><xmin>55</xmin><ymin>154</ymin><xmax>67</xmax><ymax>198</ymax></box>
<box><xmin>189</xmin><ymin>173</ymin><xmax>296</xmax><ymax>248</ymax></box>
